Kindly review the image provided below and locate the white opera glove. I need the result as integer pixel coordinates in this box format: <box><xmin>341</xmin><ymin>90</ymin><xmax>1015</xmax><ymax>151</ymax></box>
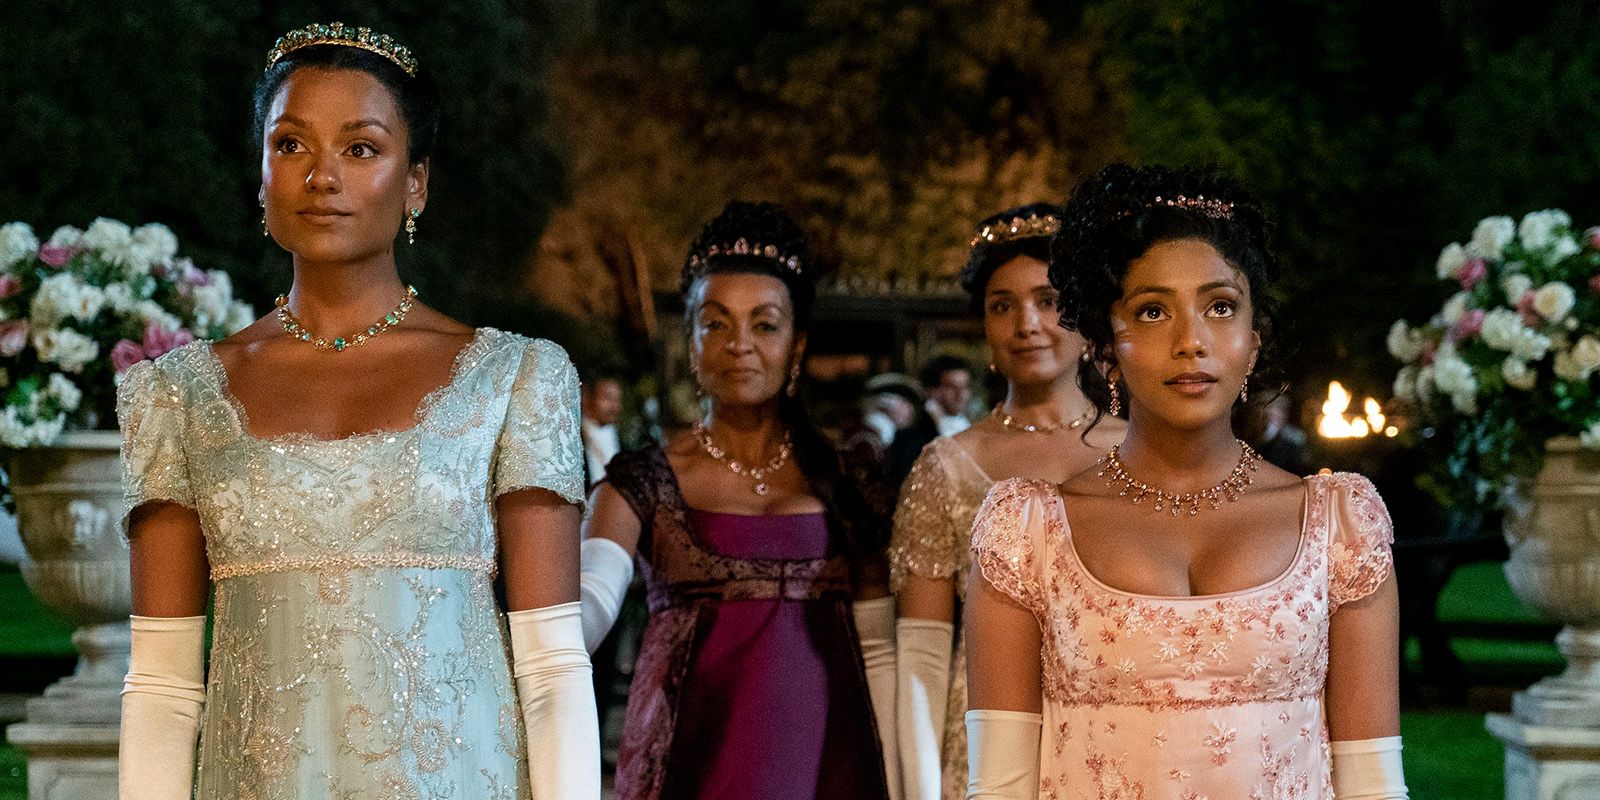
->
<box><xmin>119</xmin><ymin>615</ymin><xmax>207</xmax><ymax>800</ymax></box>
<box><xmin>1332</xmin><ymin>736</ymin><xmax>1408</xmax><ymax>799</ymax></box>
<box><xmin>578</xmin><ymin>537</ymin><xmax>633</xmax><ymax>653</ymax></box>
<box><xmin>508</xmin><ymin>602</ymin><xmax>601</xmax><ymax>800</ymax></box>
<box><xmin>964</xmin><ymin>709</ymin><xmax>1041</xmax><ymax>800</ymax></box>
<box><xmin>855</xmin><ymin>596</ymin><xmax>901</xmax><ymax>800</ymax></box>
<box><xmin>897</xmin><ymin>618</ymin><xmax>953</xmax><ymax>800</ymax></box>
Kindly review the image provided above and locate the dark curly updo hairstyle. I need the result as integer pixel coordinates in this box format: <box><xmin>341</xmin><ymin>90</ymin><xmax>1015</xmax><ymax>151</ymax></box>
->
<box><xmin>681</xmin><ymin>201</ymin><xmax>888</xmax><ymax>562</ymax></box>
<box><xmin>959</xmin><ymin>202</ymin><xmax>1063</xmax><ymax>313</ymax></box>
<box><xmin>1052</xmin><ymin>164</ymin><xmax>1283</xmax><ymax>426</ymax></box>
<box><xmin>253</xmin><ymin>43</ymin><xmax>440</xmax><ymax>166</ymax></box>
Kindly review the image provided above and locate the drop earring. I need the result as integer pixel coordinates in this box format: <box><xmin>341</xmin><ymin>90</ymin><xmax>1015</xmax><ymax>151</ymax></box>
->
<box><xmin>786</xmin><ymin>360</ymin><xmax>801</xmax><ymax>397</ymax></box>
<box><xmin>1108</xmin><ymin>379</ymin><xmax>1122</xmax><ymax>417</ymax></box>
<box><xmin>1239</xmin><ymin>375</ymin><xmax>1250</xmax><ymax>404</ymax></box>
<box><xmin>260</xmin><ymin>200</ymin><xmax>269</xmax><ymax>237</ymax></box>
<box><xmin>405</xmin><ymin>208</ymin><xmax>420</xmax><ymax>245</ymax></box>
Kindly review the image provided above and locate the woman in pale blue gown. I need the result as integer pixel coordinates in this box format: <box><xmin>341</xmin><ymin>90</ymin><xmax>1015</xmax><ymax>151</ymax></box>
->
<box><xmin>114</xmin><ymin>23</ymin><xmax>599</xmax><ymax>800</ymax></box>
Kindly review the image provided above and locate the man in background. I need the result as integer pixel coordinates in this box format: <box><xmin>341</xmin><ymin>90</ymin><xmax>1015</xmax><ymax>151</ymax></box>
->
<box><xmin>582</xmin><ymin>371</ymin><xmax>625</xmax><ymax>487</ymax></box>
<box><xmin>885</xmin><ymin>355</ymin><xmax>974</xmax><ymax>486</ymax></box>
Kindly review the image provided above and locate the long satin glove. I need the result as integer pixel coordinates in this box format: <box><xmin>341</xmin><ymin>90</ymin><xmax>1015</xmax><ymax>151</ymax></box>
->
<box><xmin>508</xmin><ymin>602</ymin><xmax>601</xmax><ymax>800</ymax></box>
<box><xmin>964</xmin><ymin>709</ymin><xmax>1041</xmax><ymax>800</ymax></box>
<box><xmin>855</xmin><ymin>596</ymin><xmax>901</xmax><ymax>800</ymax></box>
<box><xmin>1332</xmin><ymin>737</ymin><xmax>1409</xmax><ymax>799</ymax></box>
<box><xmin>897</xmin><ymin>618</ymin><xmax>953</xmax><ymax>800</ymax></box>
<box><xmin>578</xmin><ymin>537</ymin><xmax>633</xmax><ymax>654</ymax></box>
<box><xmin>119</xmin><ymin>615</ymin><xmax>207</xmax><ymax>800</ymax></box>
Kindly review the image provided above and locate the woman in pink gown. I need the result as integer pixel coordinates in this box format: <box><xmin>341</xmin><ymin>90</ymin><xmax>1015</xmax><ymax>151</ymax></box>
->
<box><xmin>963</xmin><ymin>165</ymin><xmax>1409</xmax><ymax>799</ymax></box>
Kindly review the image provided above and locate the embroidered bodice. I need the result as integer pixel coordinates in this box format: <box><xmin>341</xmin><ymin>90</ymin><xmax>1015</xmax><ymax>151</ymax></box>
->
<box><xmin>116</xmin><ymin>328</ymin><xmax>584</xmax><ymax>800</ymax></box>
<box><xmin>969</xmin><ymin>473</ymin><xmax>1393</xmax><ymax>800</ymax></box>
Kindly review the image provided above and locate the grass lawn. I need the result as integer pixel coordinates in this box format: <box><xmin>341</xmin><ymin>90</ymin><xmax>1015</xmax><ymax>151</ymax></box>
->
<box><xmin>0</xmin><ymin>742</ymin><xmax>23</xmax><ymax>800</ymax></box>
<box><xmin>0</xmin><ymin>568</ymin><xmax>75</xmax><ymax>658</ymax></box>
<box><xmin>1403</xmin><ymin>710</ymin><xmax>1503</xmax><ymax>799</ymax></box>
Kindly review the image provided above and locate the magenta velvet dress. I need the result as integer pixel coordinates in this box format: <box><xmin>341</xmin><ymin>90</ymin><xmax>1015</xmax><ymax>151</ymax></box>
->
<box><xmin>604</xmin><ymin>447</ymin><xmax>889</xmax><ymax>800</ymax></box>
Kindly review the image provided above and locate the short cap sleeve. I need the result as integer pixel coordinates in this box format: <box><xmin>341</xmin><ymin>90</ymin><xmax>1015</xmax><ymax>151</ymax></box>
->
<box><xmin>888</xmin><ymin>442</ymin><xmax>961</xmax><ymax>591</ymax></box>
<box><xmin>968</xmin><ymin>478</ymin><xmax>1058</xmax><ymax>616</ymax></box>
<box><xmin>1326</xmin><ymin>473</ymin><xmax>1395</xmax><ymax>611</ymax></box>
<box><xmin>493</xmin><ymin>338</ymin><xmax>585</xmax><ymax>506</ymax></box>
<box><xmin>116</xmin><ymin>358</ymin><xmax>195</xmax><ymax>517</ymax></box>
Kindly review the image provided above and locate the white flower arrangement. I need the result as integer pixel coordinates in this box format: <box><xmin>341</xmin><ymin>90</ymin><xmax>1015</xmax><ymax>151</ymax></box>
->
<box><xmin>0</xmin><ymin>219</ymin><xmax>255</xmax><ymax>447</ymax></box>
<box><xmin>1390</xmin><ymin>209</ymin><xmax>1600</xmax><ymax>506</ymax></box>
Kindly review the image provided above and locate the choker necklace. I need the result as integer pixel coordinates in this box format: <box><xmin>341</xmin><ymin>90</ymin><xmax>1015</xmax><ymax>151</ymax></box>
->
<box><xmin>694</xmin><ymin>421</ymin><xmax>793</xmax><ymax>496</ymax></box>
<box><xmin>275</xmin><ymin>285</ymin><xmax>417</xmax><ymax>352</ymax></box>
<box><xmin>991</xmin><ymin>404</ymin><xmax>1092</xmax><ymax>434</ymax></box>
<box><xmin>1097</xmin><ymin>439</ymin><xmax>1260</xmax><ymax>517</ymax></box>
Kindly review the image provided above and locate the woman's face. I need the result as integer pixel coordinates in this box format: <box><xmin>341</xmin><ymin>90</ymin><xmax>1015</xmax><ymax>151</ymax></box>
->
<box><xmin>1110</xmin><ymin>238</ymin><xmax>1259</xmax><ymax>431</ymax></box>
<box><xmin>983</xmin><ymin>255</ymin><xmax>1084</xmax><ymax>388</ymax></box>
<box><xmin>260</xmin><ymin>68</ymin><xmax>426</xmax><ymax>263</ymax></box>
<box><xmin>689</xmin><ymin>272</ymin><xmax>803</xmax><ymax>409</ymax></box>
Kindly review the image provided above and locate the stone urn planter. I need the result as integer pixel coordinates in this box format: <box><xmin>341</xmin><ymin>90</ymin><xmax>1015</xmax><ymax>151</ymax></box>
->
<box><xmin>1486</xmin><ymin>436</ymin><xmax>1600</xmax><ymax>800</ymax></box>
<box><xmin>4</xmin><ymin>430</ymin><xmax>130</xmax><ymax>799</ymax></box>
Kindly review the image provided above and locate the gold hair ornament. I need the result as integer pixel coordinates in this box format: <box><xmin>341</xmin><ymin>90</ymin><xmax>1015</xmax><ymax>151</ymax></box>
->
<box><xmin>1134</xmin><ymin>194</ymin><xmax>1235</xmax><ymax>220</ymax></box>
<box><xmin>969</xmin><ymin>213</ymin><xmax>1061</xmax><ymax>248</ymax></box>
<box><xmin>686</xmin><ymin>237</ymin><xmax>803</xmax><ymax>277</ymax></box>
<box><xmin>266</xmin><ymin>22</ymin><xmax>418</xmax><ymax>77</ymax></box>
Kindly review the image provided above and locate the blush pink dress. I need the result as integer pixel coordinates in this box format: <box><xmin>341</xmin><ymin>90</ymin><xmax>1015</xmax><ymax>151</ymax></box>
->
<box><xmin>969</xmin><ymin>472</ymin><xmax>1393</xmax><ymax>800</ymax></box>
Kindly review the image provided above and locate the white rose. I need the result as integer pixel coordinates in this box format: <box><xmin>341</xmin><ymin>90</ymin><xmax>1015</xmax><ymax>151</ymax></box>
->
<box><xmin>45</xmin><ymin>226</ymin><xmax>83</xmax><ymax>249</ymax></box>
<box><xmin>1502</xmin><ymin>358</ymin><xmax>1537</xmax><ymax>391</ymax></box>
<box><xmin>1480</xmin><ymin>308</ymin><xmax>1551</xmax><ymax>360</ymax></box>
<box><xmin>1582</xmin><ymin>421</ymin><xmax>1600</xmax><ymax>450</ymax></box>
<box><xmin>1518</xmin><ymin>209</ymin><xmax>1571</xmax><ymax>252</ymax></box>
<box><xmin>1393</xmin><ymin>365</ymin><xmax>1420</xmax><ymax>401</ymax></box>
<box><xmin>1416</xmin><ymin>364</ymin><xmax>1437</xmax><ymax>404</ymax></box>
<box><xmin>1574</xmin><ymin>336</ymin><xmax>1600</xmax><ymax>371</ymax></box>
<box><xmin>136</xmin><ymin>301</ymin><xmax>180</xmax><ymax>332</ymax></box>
<box><xmin>1441</xmin><ymin>292</ymin><xmax>1470</xmax><ymax>326</ymax></box>
<box><xmin>46</xmin><ymin>373</ymin><xmax>81</xmax><ymax>411</ymax></box>
<box><xmin>30</xmin><ymin>273</ymin><xmax>83</xmax><ymax>328</ymax></box>
<box><xmin>1532</xmin><ymin>282</ymin><xmax>1576</xmax><ymax>323</ymax></box>
<box><xmin>1387</xmin><ymin>320</ymin><xmax>1424</xmax><ymax>363</ymax></box>
<box><xmin>1432</xmin><ymin>346</ymin><xmax>1477</xmax><ymax>397</ymax></box>
<box><xmin>1451</xmin><ymin>390</ymin><xmax>1478</xmax><ymax>415</ymax></box>
<box><xmin>1436</xmin><ymin>242</ymin><xmax>1468</xmax><ymax>280</ymax></box>
<box><xmin>81</xmin><ymin>218</ymin><xmax>133</xmax><ymax>253</ymax></box>
<box><xmin>224</xmin><ymin>301</ymin><xmax>255</xmax><ymax>334</ymax></box>
<box><xmin>131</xmin><ymin>224</ymin><xmax>179</xmax><ymax>264</ymax></box>
<box><xmin>0</xmin><ymin>222</ymin><xmax>39</xmax><ymax>268</ymax></box>
<box><xmin>31</xmin><ymin>327</ymin><xmax>99</xmax><ymax>373</ymax></box>
<box><xmin>1469</xmin><ymin>216</ymin><xmax>1515</xmax><ymax>260</ymax></box>
<box><xmin>1552</xmin><ymin>236</ymin><xmax>1582</xmax><ymax>262</ymax></box>
<box><xmin>1503</xmin><ymin>274</ymin><xmax>1534</xmax><ymax>305</ymax></box>
<box><xmin>1553</xmin><ymin>350</ymin><xmax>1590</xmax><ymax>382</ymax></box>
<box><xmin>103</xmin><ymin>284</ymin><xmax>138</xmax><ymax>314</ymax></box>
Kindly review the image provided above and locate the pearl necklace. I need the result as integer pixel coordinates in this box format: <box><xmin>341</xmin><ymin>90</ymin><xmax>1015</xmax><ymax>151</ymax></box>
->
<box><xmin>991</xmin><ymin>404</ymin><xmax>1093</xmax><ymax>434</ymax></box>
<box><xmin>275</xmin><ymin>285</ymin><xmax>417</xmax><ymax>353</ymax></box>
<box><xmin>693</xmin><ymin>421</ymin><xmax>793</xmax><ymax>496</ymax></box>
<box><xmin>1097</xmin><ymin>439</ymin><xmax>1260</xmax><ymax>517</ymax></box>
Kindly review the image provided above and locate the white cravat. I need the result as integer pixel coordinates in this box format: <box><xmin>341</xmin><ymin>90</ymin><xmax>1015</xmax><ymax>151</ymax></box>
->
<box><xmin>581</xmin><ymin>418</ymin><xmax>620</xmax><ymax>482</ymax></box>
<box><xmin>925</xmin><ymin>399</ymin><xmax>970</xmax><ymax>437</ymax></box>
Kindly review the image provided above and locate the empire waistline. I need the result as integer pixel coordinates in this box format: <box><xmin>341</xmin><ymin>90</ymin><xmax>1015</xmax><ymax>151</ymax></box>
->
<box><xmin>210</xmin><ymin>552</ymin><xmax>497</xmax><ymax>581</ymax></box>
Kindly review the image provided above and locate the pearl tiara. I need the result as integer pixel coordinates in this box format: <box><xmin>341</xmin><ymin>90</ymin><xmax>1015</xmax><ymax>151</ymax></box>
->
<box><xmin>266</xmin><ymin>22</ymin><xmax>418</xmax><ymax>77</ymax></box>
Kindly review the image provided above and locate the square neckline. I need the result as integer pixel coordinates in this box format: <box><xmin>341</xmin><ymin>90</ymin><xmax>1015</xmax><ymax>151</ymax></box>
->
<box><xmin>1051</xmin><ymin>474</ymin><xmax>1317</xmax><ymax>602</ymax></box>
<box><xmin>200</xmin><ymin>327</ymin><xmax>491</xmax><ymax>447</ymax></box>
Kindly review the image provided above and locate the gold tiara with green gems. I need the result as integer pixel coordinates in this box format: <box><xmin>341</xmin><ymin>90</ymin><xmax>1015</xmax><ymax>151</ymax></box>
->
<box><xmin>265</xmin><ymin>22</ymin><xmax>418</xmax><ymax>77</ymax></box>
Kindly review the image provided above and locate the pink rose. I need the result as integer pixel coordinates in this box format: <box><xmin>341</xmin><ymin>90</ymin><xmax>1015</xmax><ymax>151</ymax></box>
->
<box><xmin>141</xmin><ymin>321</ymin><xmax>193</xmax><ymax>359</ymax></box>
<box><xmin>0</xmin><ymin>275</ymin><xmax>20</xmax><ymax>300</ymax></box>
<box><xmin>1517</xmin><ymin>290</ymin><xmax>1542</xmax><ymax>328</ymax></box>
<box><xmin>1419</xmin><ymin>340</ymin><xmax>1438</xmax><ymax>367</ymax></box>
<box><xmin>110</xmin><ymin>339</ymin><xmax>147</xmax><ymax>374</ymax></box>
<box><xmin>1587</xmin><ymin>226</ymin><xmax>1600</xmax><ymax>251</ymax></box>
<box><xmin>1452</xmin><ymin>308</ymin><xmax>1486</xmax><ymax>340</ymax></box>
<box><xmin>37</xmin><ymin>246</ymin><xmax>75</xmax><ymax>267</ymax></box>
<box><xmin>1588</xmin><ymin>273</ymin><xmax>1600</xmax><ymax>296</ymax></box>
<box><xmin>0</xmin><ymin>321</ymin><xmax>28</xmax><ymax>357</ymax></box>
<box><xmin>1456</xmin><ymin>257</ymin><xmax>1488</xmax><ymax>290</ymax></box>
<box><xmin>178</xmin><ymin>259</ymin><xmax>208</xmax><ymax>287</ymax></box>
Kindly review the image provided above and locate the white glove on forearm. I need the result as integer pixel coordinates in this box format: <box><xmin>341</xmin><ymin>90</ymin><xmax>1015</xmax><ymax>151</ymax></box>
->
<box><xmin>897</xmin><ymin>618</ymin><xmax>953</xmax><ymax>800</ymax></box>
<box><xmin>578</xmin><ymin>537</ymin><xmax>633</xmax><ymax>653</ymax></box>
<box><xmin>855</xmin><ymin>596</ymin><xmax>901</xmax><ymax>800</ymax></box>
<box><xmin>119</xmin><ymin>615</ymin><xmax>206</xmax><ymax>800</ymax></box>
<box><xmin>964</xmin><ymin>709</ymin><xmax>1041</xmax><ymax>800</ymax></box>
<box><xmin>1332</xmin><ymin>736</ymin><xmax>1408</xmax><ymax>799</ymax></box>
<box><xmin>509</xmin><ymin>602</ymin><xmax>600</xmax><ymax>800</ymax></box>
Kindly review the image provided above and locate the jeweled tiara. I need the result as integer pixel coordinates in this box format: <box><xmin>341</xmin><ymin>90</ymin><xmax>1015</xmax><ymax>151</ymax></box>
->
<box><xmin>266</xmin><ymin>22</ymin><xmax>418</xmax><ymax>77</ymax></box>
<box><xmin>686</xmin><ymin>238</ymin><xmax>804</xmax><ymax>276</ymax></box>
<box><xmin>1144</xmin><ymin>194</ymin><xmax>1234</xmax><ymax>219</ymax></box>
<box><xmin>969</xmin><ymin>213</ymin><xmax>1062</xmax><ymax>248</ymax></box>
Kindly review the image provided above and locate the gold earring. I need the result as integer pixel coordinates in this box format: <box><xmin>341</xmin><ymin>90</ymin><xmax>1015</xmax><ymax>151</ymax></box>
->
<box><xmin>786</xmin><ymin>360</ymin><xmax>801</xmax><ymax>398</ymax></box>
<box><xmin>260</xmin><ymin>199</ymin><xmax>269</xmax><ymax>237</ymax></box>
<box><xmin>1239</xmin><ymin>375</ymin><xmax>1250</xmax><ymax>404</ymax></box>
<box><xmin>1108</xmin><ymin>379</ymin><xmax>1121</xmax><ymax>417</ymax></box>
<box><xmin>405</xmin><ymin>208</ymin><xmax>420</xmax><ymax>245</ymax></box>
<box><xmin>988</xmin><ymin>362</ymin><xmax>998</xmax><ymax>373</ymax></box>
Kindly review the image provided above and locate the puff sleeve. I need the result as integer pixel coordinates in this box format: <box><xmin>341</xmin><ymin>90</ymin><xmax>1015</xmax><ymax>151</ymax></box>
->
<box><xmin>493</xmin><ymin>338</ymin><xmax>586</xmax><ymax>507</ymax></box>
<box><xmin>116</xmin><ymin>359</ymin><xmax>195</xmax><ymax>519</ymax></box>
<box><xmin>968</xmin><ymin>478</ymin><xmax>1058</xmax><ymax>617</ymax></box>
<box><xmin>1327</xmin><ymin>474</ymin><xmax>1396</xmax><ymax>612</ymax></box>
<box><xmin>888</xmin><ymin>443</ymin><xmax>963</xmax><ymax>592</ymax></box>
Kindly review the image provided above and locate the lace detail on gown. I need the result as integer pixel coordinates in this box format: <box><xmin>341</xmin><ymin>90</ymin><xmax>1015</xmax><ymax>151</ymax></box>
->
<box><xmin>115</xmin><ymin>329</ymin><xmax>583</xmax><ymax>800</ymax></box>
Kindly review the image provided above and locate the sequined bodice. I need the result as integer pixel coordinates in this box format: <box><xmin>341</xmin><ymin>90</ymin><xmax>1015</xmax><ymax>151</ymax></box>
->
<box><xmin>117</xmin><ymin>328</ymin><xmax>585</xmax><ymax>800</ymax></box>
<box><xmin>970</xmin><ymin>474</ymin><xmax>1394</xmax><ymax>800</ymax></box>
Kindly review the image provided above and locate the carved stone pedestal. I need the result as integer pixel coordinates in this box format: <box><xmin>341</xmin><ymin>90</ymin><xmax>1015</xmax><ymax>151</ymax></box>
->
<box><xmin>1486</xmin><ymin>713</ymin><xmax>1600</xmax><ymax>800</ymax></box>
<box><xmin>3</xmin><ymin>432</ymin><xmax>130</xmax><ymax>800</ymax></box>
